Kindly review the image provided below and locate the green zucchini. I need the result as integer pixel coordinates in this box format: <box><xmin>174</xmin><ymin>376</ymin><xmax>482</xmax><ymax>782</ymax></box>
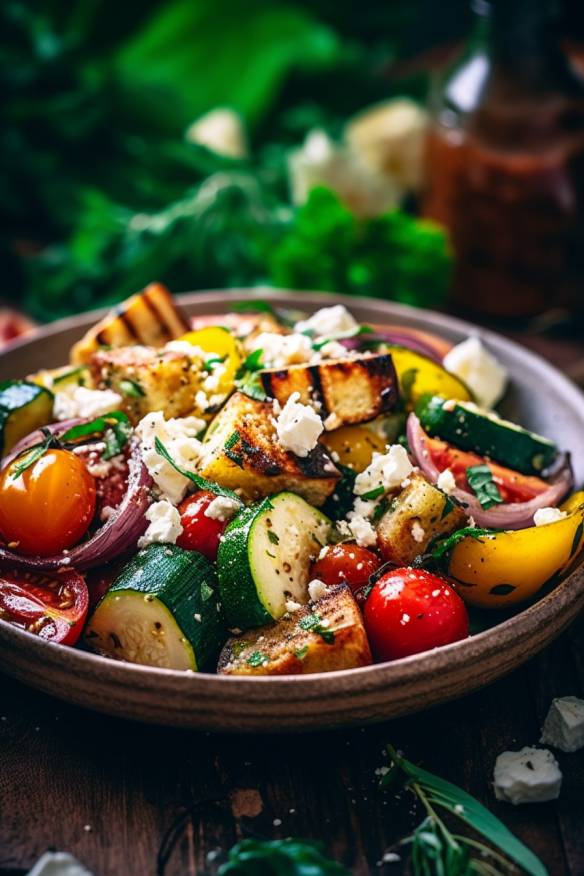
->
<box><xmin>217</xmin><ymin>492</ymin><xmax>332</xmax><ymax>630</ymax></box>
<box><xmin>416</xmin><ymin>395</ymin><xmax>557</xmax><ymax>475</ymax></box>
<box><xmin>0</xmin><ymin>380</ymin><xmax>54</xmax><ymax>456</ymax></box>
<box><xmin>85</xmin><ymin>544</ymin><xmax>226</xmax><ymax>671</ymax></box>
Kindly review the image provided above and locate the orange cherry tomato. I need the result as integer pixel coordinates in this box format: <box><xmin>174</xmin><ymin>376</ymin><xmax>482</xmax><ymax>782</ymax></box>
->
<box><xmin>0</xmin><ymin>448</ymin><xmax>96</xmax><ymax>556</ymax></box>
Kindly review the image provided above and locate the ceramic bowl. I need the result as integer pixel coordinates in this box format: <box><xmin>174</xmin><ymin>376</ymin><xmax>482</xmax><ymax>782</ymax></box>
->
<box><xmin>0</xmin><ymin>289</ymin><xmax>582</xmax><ymax>731</ymax></box>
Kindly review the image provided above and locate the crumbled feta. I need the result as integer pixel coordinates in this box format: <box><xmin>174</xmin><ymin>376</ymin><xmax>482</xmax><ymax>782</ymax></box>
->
<box><xmin>493</xmin><ymin>747</ymin><xmax>562</xmax><ymax>805</ymax></box>
<box><xmin>295</xmin><ymin>304</ymin><xmax>358</xmax><ymax>338</ymax></box>
<box><xmin>164</xmin><ymin>340</ymin><xmax>207</xmax><ymax>358</ymax></box>
<box><xmin>204</xmin><ymin>495</ymin><xmax>240</xmax><ymax>522</ymax></box>
<box><xmin>138</xmin><ymin>500</ymin><xmax>183</xmax><ymax>548</ymax></box>
<box><xmin>249</xmin><ymin>332</ymin><xmax>313</xmax><ymax>368</ymax></box>
<box><xmin>411</xmin><ymin>521</ymin><xmax>425</xmax><ymax>543</ymax></box>
<box><xmin>354</xmin><ymin>445</ymin><xmax>413</xmax><ymax>496</ymax></box>
<box><xmin>323</xmin><ymin>412</ymin><xmax>342</xmax><ymax>432</ymax></box>
<box><xmin>443</xmin><ymin>337</ymin><xmax>507</xmax><ymax>409</ymax></box>
<box><xmin>308</xmin><ymin>579</ymin><xmax>328</xmax><ymax>602</ymax></box>
<box><xmin>540</xmin><ymin>697</ymin><xmax>584</xmax><ymax>753</ymax></box>
<box><xmin>316</xmin><ymin>340</ymin><xmax>348</xmax><ymax>360</ymax></box>
<box><xmin>53</xmin><ymin>386</ymin><xmax>123</xmax><ymax>421</ymax></box>
<box><xmin>345</xmin><ymin>511</ymin><xmax>377</xmax><ymax>547</ymax></box>
<box><xmin>275</xmin><ymin>392</ymin><xmax>323</xmax><ymax>457</ymax></box>
<box><xmin>285</xmin><ymin>599</ymin><xmax>303</xmax><ymax>613</ymax></box>
<box><xmin>136</xmin><ymin>411</ymin><xmax>206</xmax><ymax>504</ymax></box>
<box><xmin>436</xmin><ymin>468</ymin><xmax>456</xmax><ymax>495</ymax></box>
<box><xmin>533</xmin><ymin>506</ymin><xmax>567</xmax><ymax>527</ymax></box>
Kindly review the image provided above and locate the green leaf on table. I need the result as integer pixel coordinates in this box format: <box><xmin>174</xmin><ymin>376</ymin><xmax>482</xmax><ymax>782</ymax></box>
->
<box><xmin>219</xmin><ymin>838</ymin><xmax>350</xmax><ymax>875</ymax></box>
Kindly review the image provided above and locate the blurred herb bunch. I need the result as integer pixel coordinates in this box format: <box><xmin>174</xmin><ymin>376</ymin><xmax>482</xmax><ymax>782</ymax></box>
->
<box><xmin>1</xmin><ymin>0</ymin><xmax>452</xmax><ymax>321</ymax></box>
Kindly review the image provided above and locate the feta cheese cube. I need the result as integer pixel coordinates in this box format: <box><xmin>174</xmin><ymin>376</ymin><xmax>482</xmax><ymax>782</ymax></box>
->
<box><xmin>138</xmin><ymin>500</ymin><xmax>183</xmax><ymax>548</ymax></box>
<box><xmin>295</xmin><ymin>304</ymin><xmax>358</xmax><ymax>338</ymax></box>
<box><xmin>533</xmin><ymin>507</ymin><xmax>567</xmax><ymax>527</ymax></box>
<box><xmin>443</xmin><ymin>336</ymin><xmax>507</xmax><ymax>409</ymax></box>
<box><xmin>354</xmin><ymin>444</ymin><xmax>413</xmax><ymax>496</ymax></box>
<box><xmin>249</xmin><ymin>332</ymin><xmax>313</xmax><ymax>368</ymax></box>
<box><xmin>203</xmin><ymin>495</ymin><xmax>241</xmax><ymax>522</ymax></box>
<box><xmin>275</xmin><ymin>391</ymin><xmax>323</xmax><ymax>457</ymax></box>
<box><xmin>540</xmin><ymin>697</ymin><xmax>584</xmax><ymax>753</ymax></box>
<box><xmin>493</xmin><ymin>746</ymin><xmax>562</xmax><ymax>805</ymax></box>
<box><xmin>54</xmin><ymin>386</ymin><xmax>123</xmax><ymax>421</ymax></box>
<box><xmin>308</xmin><ymin>579</ymin><xmax>328</xmax><ymax>602</ymax></box>
<box><xmin>436</xmin><ymin>468</ymin><xmax>456</xmax><ymax>495</ymax></box>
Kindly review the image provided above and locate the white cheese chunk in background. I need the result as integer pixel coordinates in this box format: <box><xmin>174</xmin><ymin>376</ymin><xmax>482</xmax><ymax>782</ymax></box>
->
<box><xmin>275</xmin><ymin>392</ymin><xmax>323</xmax><ymax>457</ymax></box>
<box><xmin>354</xmin><ymin>444</ymin><xmax>413</xmax><ymax>496</ymax></box>
<box><xmin>533</xmin><ymin>507</ymin><xmax>567</xmax><ymax>527</ymax></box>
<box><xmin>54</xmin><ymin>386</ymin><xmax>123</xmax><ymax>421</ymax></box>
<box><xmin>249</xmin><ymin>331</ymin><xmax>313</xmax><ymax>368</ymax></box>
<box><xmin>540</xmin><ymin>696</ymin><xmax>584</xmax><ymax>753</ymax></box>
<box><xmin>443</xmin><ymin>336</ymin><xmax>507</xmax><ymax>409</ymax></box>
<box><xmin>138</xmin><ymin>500</ymin><xmax>183</xmax><ymax>548</ymax></box>
<box><xmin>294</xmin><ymin>304</ymin><xmax>358</xmax><ymax>338</ymax></box>
<box><xmin>493</xmin><ymin>746</ymin><xmax>562</xmax><ymax>805</ymax></box>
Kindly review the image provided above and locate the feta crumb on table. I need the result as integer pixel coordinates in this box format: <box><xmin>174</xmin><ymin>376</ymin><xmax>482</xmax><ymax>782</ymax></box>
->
<box><xmin>540</xmin><ymin>696</ymin><xmax>584</xmax><ymax>753</ymax></box>
<box><xmin>275</xmin><ymin>392</ymin><xmax>323</xmax><ymax>457</ymax></box>
<box><xmin>443</xmin><ymin>336</ymin><xmax>507</xmax><ymax>410</ymax></box>
<box><xmin>493</xmin><ymin>746</ymin><xmax>562</xmax><ymax>805</ymax></box>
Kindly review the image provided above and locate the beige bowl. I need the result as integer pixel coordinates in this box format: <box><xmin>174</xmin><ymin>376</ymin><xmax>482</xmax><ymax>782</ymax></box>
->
<box><xmin>0</xmin><ymin>289</ymin><xmax>582</xmax><ymax>732</ymax></box>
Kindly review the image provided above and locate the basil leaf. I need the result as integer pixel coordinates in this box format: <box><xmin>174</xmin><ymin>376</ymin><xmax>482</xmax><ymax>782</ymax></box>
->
<box><xmin>154</xmin><ymin>436</ymin><xmax>242</xmax><ymax>503</ymax></box>
<box><xmin>360</xmin><ymin>486</ymin><xmax>385</xmax><ymax>501</ymax></box>
<box><xmin>219</xmin><ymin>839</ymin><xmax>350</xmax><ymax>875</ymax></box>
<box><xmin>431</xmin><ymin>526</ymin><xmax>497</xmax><ymax>561</ymax></box>
<box><xmin>466</xmin><ymin>463</ymin><xmax>503</xmax><ymax>510</ymax></box>
<box><xmin>235</xmin><ymin>348</ymin><xmax>264</xmax><ymax>379</ymax></box>
<box><xmin>9</xmin><ymin>432</ymin><xmax>54</xmax><ymax>480</ymax></box>
<box><xmin>119</xmin><ymin>379</ymin><xmax>145</xmax><ymax>398</ymax></box>
<box><xmin>61</xmin><ymin>411</ymin><xmax>133</xmax><ymax>460</ymax></box>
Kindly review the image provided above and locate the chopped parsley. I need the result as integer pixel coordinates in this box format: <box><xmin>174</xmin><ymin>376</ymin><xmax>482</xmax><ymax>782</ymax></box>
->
<box><xmin>246</xmin><ymin>650</ymin><xmax>270</xmax><ymax>667</ymax></box>
<box><xmin>298</xmin><ymin>613</ymin><xmax>335</xmax><ymax>644</ymax></box>
<box><xmin>294</xmin><ymin>645</ymin><xmax>309</xmax><ymax>660</ymax></box>
<box><xmin>360</xmin><ymin>485</ymin><xmax>385</xmax><ymax>501</ymax></box>
<box><xmin>224</xmin><ymin>430</ymin><xmax>240</xmax><ymax>451</ymax></box>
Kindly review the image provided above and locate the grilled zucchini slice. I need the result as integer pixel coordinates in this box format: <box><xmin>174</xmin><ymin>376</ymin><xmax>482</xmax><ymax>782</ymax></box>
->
<box><xmin>71</xmin><ymin>283</ymin><xmax>189</xmax><ymax>365</ymax></box>
<box><xmin>260</xmin><ymin>353</ymin><xmax>398</xmax><ymax>427</ymax></box>
<box><xmin>0</xmin><ymin>381</ymin><xmax>54</xmax><ymax>456</ymax></box>
<box><xmin>218</xmin><ymin>584</ymin><xmax>372</xmax><ymax>675</ymax></box>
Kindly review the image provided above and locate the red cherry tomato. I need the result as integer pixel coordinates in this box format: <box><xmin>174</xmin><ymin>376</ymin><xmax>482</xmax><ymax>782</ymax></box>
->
<box><xmin>427</xmin><ymin>436</ymin><xmax>549</xmax><ymax>504</ymax></box>
<box><xmin>0</xmin><ymin>448</ymin><xmax>96</xmax><ymax>556</ymax></box>
<box><xmin>364</xmin><ymin>568</ymin><xmax>469</xmax><ymax>661</ymax></box>
<box><xmin>310</xmin><ymin>543</ymin><xmax>381</xmax><ymax>594</ymax></box>
<box><xmin>0</xmin><ymin>569</ymin><xmax>89</xmax><ymax>645</ymax></box>
<box><xmin>176</xmin><ymin>490</ymin><xmax>226</xmax><ymax>561</ymax></box>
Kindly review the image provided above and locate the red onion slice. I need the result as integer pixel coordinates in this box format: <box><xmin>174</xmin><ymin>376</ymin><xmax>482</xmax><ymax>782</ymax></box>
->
<box><xmin>341</xmin><ymin>330</ymin><xmax>444</xmax><ymax>362</ymax></box>
<box><xmin>0</xmin><ymin>425</ymin><xmax>152</xmax><ymax>572</ymax></box>
<box><xmin>406</xmin><ymin>413</ymin><xmax>573</xmax><ymax>530</ymax></box>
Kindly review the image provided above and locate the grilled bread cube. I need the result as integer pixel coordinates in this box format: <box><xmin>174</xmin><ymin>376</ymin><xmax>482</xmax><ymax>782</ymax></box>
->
<box><xmin>71</xmin><ymin>283</ymin><xmax>189</xmax><ymax>365</ymax></box>
<box><xmin>218</xmin><ymin>584</ymin><xmax>372</xmax><ymax>675</ymax></box>
<box><xmin>200</xmin><ymin>391</ymin><xmax>339</xmax><ymax>505</ymax></box>
<box><xmin>260</xmin><ymin>353</ymin><xmax>398</xmax><ymax>428</ymax></box>
<box><xmin>376</xmin><ymin>472</ymin><xmax>467</xmax><ymax>565</ymax></box>
<box><xmin>90</xmin><ymin>345</ymin><xmax>202</xmax><ymax>423</ymax></box>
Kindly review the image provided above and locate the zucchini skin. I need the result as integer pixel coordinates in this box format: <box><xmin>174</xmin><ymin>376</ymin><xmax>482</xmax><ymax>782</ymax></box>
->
<box><xmin>0</xmin><ymin>380</ymin><xmax>54</xmax><ymax>456</ymax></box>
<box><xmin>217</xmin><ymin>498</ymin><xmax>273</xmax><ymax>630</ymax></box>
<box><xmin>106</xmin><ymin>544</ymin><xmax>226</xmax><ymax>671</ymax></box>
<box><xmin>416</xmin><ymin>395</ymin><xmax>557</xmax><ymax>475</ymax></box>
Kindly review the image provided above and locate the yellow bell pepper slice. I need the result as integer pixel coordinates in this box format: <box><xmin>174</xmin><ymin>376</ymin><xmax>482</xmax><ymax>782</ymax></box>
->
<box><xmin>386</xmin><ymin>346</ymin><xmax>473</xmax><ymax>409</ymax></box>
<box><xmin>177</xmin><ymin>327</ymin><xmax>242</xmax><ymax>396</ymax></box>
<box><xmin>448</xmin><ymin>499</ymin><xmax>584</xmax><ymax>609</ymax></box>
<box><xmin>320</xmin><ymin>425</ymin><xmax>387</xmax><ymax>473</ymax></box>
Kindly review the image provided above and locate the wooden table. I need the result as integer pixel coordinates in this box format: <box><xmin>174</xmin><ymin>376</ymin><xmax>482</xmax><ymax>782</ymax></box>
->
<box><xmin>1</xmin><ymin>321</ymin><xmax>583</xmax><ymax>876</ymax></box>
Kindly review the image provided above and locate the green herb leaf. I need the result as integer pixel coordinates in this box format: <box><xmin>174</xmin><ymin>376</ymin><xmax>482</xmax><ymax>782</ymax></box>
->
<box><xmin>440</xmin><ymin>496</ymin><xmax>456</xmax><ymax>519</ymax></box>
<box><xmin>219</xmin><ymin>838</ymin><xmax>350</xmax><ymax>875</ymax></box>
<box><xmin>400</xmin><ymin>368</ymin><xmax>418</xmax><ymax>405</ymax></box>
<box><xmin>9</xmin><ymin>432</ymin><xmax>55</xmax><ymax>480</ymax></box>
<box><xmin>119</xmin><ymin>378</ymin><xmax>145</xmax><ymax>398</ymax></box>
<box><xmin>294</xmin><ymin>645</ymin><xmax>309</xmax><ymax>660</ymax></box>
<box><xmin>235</xmin><ymin>349</ymin><xmax>264</xmax><ymax>379</ymax></box>
<box><xmin>203</xmin><ymin>355</ymin><xmax>227</xmax><ymax>372</ymax></box>
<box><xmin>236</xmin><ymin>371</ymin><xmax>267</xmax><ymax>402</ymax></box>
<box><xmin>246</xmin><ymin>651</ymin><xmax>269</xmax><ymax>667</ymax></box>
<box><xmin>61</xmin><ymin>411</ymin><xmax>133</xmax><ymax>460</ymax></box>
<box><xmin>224</xmin><ymin>431</ymin><xmax>240</xmax><ymax>451</ymax></box>
<box><xmin>52</xmin><ymin>367</ymin><xmax>86</xmax><ymax>386</ymax></box>
<box><xmin>154</xmin><ymin>437</ymin><xmax>242</xmax><ymax>503</ymax></box>
<box><xmin>431</xmin><ymin>526</ymin><xmax>497</xmax><ymax>562</ymax></box>
<box><xmin>233</xmin><ymin>301</ymin><xmax>275</xmax><ymax>315</ymax></box>
<box><xmin>298</xmin><ymin>613</ymin><xmax>335</xmax><ymax>644</ymax></box>
<box><xmin>360</xmin><ymin>486</ymin><xmax>385</xmax><ymax>501</ymax></box>
<box><xmin>466</xmin><ymin>464</ymin><xmax>503</xmax><ymax>510</ymax></box>
<box><xmin>384</xmin><ymin>745</ymin><xmax>548</xmax><ymax>876</ymax></box>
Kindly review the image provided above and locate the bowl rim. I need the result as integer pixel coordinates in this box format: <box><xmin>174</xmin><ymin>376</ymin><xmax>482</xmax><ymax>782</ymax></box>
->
<box><xmin>1</xmin><ymin>287</ymin><xmax>583</xmax><ymax>699</ymax></box>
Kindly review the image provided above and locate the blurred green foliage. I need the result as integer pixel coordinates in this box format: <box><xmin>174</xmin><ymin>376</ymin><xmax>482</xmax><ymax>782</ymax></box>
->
<box><xmin>0</xmin><ymin>0</ymin><xmax>457</xmax><ymax>320</ymax></box>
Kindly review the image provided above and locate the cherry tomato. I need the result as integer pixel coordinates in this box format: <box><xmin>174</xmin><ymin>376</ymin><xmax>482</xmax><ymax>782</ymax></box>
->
<box><xmin>0</xmin><ymin>569</ymin><xmax>89</xmax><ymax>645</ymax></box>
<box><xmin>427</xmin><ymin>436</ymin><xmax>549</xmax><ymax>504</ymax></box>
<box><xmin>310</xmin><ymin>543</ymin><xmax>381</xmax><ymax>594</ymax></box>
<box><xmin>176</xmin><ymin>490</ymin><xmax>226</xmax><ymax>561</ymax></box>
<box><xmin>0</xmin><ymin>449</ymin><xmax>96</xmax><ymax>556</ymax></box>
<box><xmin>364</xmin><ymin>568</ymin><xmax>469</xmax><ymax>661</ymax></box>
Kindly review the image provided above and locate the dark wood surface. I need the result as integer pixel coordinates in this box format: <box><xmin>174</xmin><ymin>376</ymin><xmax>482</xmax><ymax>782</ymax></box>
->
<box><xmin>1</xmin><ymin>321</ymin><xmax>584</xmax><ymax>876</ymax></box>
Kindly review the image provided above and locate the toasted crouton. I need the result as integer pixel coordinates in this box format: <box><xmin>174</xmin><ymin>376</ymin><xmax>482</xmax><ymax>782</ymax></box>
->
<box><xmin>376</xmin><ymin>472</ymin><xmax>467</xmax><ymax>565</ymax></box>
<box><xmin>218</xmin><ymin>584</ymin><xmax>372</xmax><ymax>675</ymax></box>
<box><xmin>71</xmin><ymin>283</ymin><xmax>189</xmax><ymax>365</ymax></box>
<box><xmin>89</xmin><ymin>345</ymin><xmax>202</xmax><ymax>423</ymax></box>
<box><xmin>260</xmin><ymin>353</ymin><xmax>398</xmax><ymax>428</ymax></box>
<box><xmin>200</xmin><ymin>392</ymin><xmax>339</xmax><ymax>505</ymax></box>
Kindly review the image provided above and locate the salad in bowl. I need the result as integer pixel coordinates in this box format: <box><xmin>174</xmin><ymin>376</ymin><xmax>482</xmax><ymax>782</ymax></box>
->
<box><xmin>0</xmin><ymin>283</ymin><xmax>581</xmax><ymax>677</ymax></box>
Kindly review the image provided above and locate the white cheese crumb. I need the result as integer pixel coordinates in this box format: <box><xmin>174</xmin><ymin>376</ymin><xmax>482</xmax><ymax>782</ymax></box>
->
<box><xmin>443</xmin><ymin>336</ymin><xmax>507</xmax><ymax>409</ymax></box>
<box><xmin>436</xmin><ymin>468</ymin><xmax>456</xmax><ymax>495</ymax></box>
<box><xmin>493</xmin><ymin>746</ymin><xmax>562</xmax><ymax>805</ymax></box>
<box><xmin>346</xmin><ymin>512</ymin><xmax>377</xmax><ymax>547</ymax></box>
<box><xmin>204</xmin><ymin>495</ymin><xmax>240</xmax><ymax>522</ymax></box>
<box><xmin>249</xmin><ymin>332</ymin><xmax>313</xmax><ymax>368</ymax></box>
<box><xmin>275</xmin><ymin>392</ymin><xmax>323</xmax><ymax>457</ymax></box>
<box><xmin>138</xmin><ymin>500</ymin><xmax>183</xmax><ymax>548</ymax></box>
<box><xmin>354</xmin><ymin>444</ymin><xmax>413</xmax><ymax>496</ymax></box>
<box><xmin>318</xmin><ymin>545</ymin><xmax>330</xmax><ymax>560</ymax></box>
<box><xmin>295</xmin><ymin>304</ymin><xmax>358</xmax><ymax>338</ymax></box>
<box><xmin>411</xmin><ymin>521</ymin><xmax>425</xmax><ymax>544</ymax></box>
<box><xmin>533</xmin><ymin>506</ymin><xmax>567</xmax><ymax>527</ymax></box>
<box><xmin>316</xmin><ymin>340</ymin><xmax>348</xmax><ymax>360</ymax></box>
<box><xmin>285</xmin><ymin>599</ymin><xmax>303</xmax><ymax>613</ymax></box>
<box><xmin>136</xmin><ymin>411</ymin><xmax>205</xmax><ymax>504</ymax></box>
<box><xmin>323</xmin><ymin>412</ymin><xmax>342</xmax><ymax>431</ymax></box>
<box><xmin>540</xmin><ymin>697</ymin><xmax>584</xmax><ymax>753</ymax></box>
<box><xmin>53</xmin><ymin>386</ymin><xmax>123</xmax><ymax>421</ymax></box>
<box><xmin>308</xmin><ymin>579</ymin><xmax>328</xmax><ymax>602</ymax></box>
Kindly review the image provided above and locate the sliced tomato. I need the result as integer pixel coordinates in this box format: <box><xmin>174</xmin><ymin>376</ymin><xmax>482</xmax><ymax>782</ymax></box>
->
<box><xmin>426</xmin><ymin>436</ymin><xmax>550</xmax><ymax>504</ymax></box>
<box><xmin>0</xmin><ymin>570</ymin><xmax>89</xmax><ymax>645</ymax></box>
